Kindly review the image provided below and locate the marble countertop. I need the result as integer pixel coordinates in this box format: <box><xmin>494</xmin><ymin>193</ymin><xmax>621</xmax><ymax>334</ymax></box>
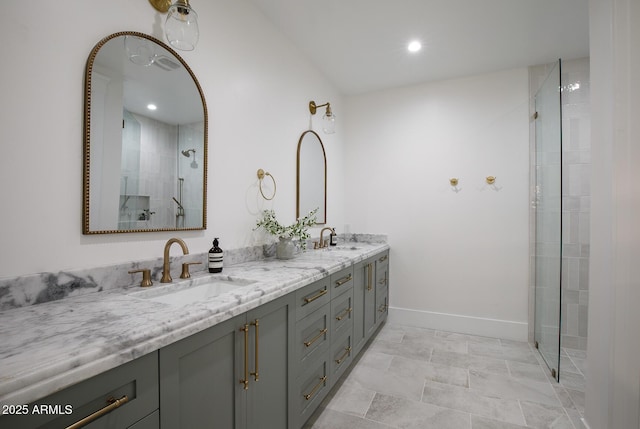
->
<box><xmin>0</xmin><ymin>242</ymin><xmax>388</xmax><ymax>407</ymax></box>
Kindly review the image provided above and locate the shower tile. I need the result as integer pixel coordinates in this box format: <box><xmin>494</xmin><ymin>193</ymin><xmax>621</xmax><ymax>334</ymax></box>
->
<box><xmin>578</xmin><ymin>305</ymin><xmax>589</xmax><ymax>338</ymax></box>
<box><xmin>422</xmin><ymin>381</ymin><xmax>525</xmax><ymax>425</ymax></box>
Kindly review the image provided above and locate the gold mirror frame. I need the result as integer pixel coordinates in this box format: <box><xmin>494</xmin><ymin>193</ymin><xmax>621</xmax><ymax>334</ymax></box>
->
<box><xmin>82</xmin><ymin>31</ymin><xmax>208</xmax><ymax>234</ymax></box>
<box><xmin>296</xmin><ymin>130</ymin><xmax>327</xmax><ymax>224</ymax></box>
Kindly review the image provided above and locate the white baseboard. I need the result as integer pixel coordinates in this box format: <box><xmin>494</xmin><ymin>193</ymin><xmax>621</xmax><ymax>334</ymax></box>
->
<box><xmin>388</xmin><ymin>306</ymin><xmax>528</xmax><ymax>341</ymax></box>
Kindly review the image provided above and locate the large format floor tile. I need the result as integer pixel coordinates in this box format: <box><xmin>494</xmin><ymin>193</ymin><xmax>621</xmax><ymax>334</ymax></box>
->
<box><xmin>305</xmin><ymin>323</ymin><xmax>587</xmax><ymax>429</ymax></box>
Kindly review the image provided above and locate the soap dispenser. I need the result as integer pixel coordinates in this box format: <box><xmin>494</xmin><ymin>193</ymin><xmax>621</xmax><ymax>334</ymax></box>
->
<box><xmin>330</xmin><ymin>228</ymin><xmax>338</xmax><ymax>246</ymax></box>
<box><xmin>208</xmin><ymin>238</ymin><xmax>223</xmax><ymax>273</ymax></box>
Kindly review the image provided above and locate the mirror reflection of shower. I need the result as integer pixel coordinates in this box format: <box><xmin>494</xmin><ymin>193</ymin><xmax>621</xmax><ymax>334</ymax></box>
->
<box><xmin>174</xmin><ymin>178</ymin><xmax>185</xmax><ymax>228</ymax></box>
<box><xmin>181</xmin><ymin>148</ymin><xmax>198</xmax><ymax>169</ymax></box>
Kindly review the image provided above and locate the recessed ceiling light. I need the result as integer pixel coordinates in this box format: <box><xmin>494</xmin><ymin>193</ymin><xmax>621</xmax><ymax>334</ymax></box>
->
<box><xmin>407</xmin><ymin>40</ymin><xmax>422</xmax><ymax>53</ymax></box>
<box><xmin>147</xmin><ymin>104</ymin><xmax>157</xmax><ymax>111</ymax></box>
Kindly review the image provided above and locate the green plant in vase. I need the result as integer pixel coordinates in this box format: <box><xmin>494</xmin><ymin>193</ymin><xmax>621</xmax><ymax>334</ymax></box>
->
<box><xmin>255</xmin><ymin>208</ymin><xmax>318</xmax><ymax>258</ymax></box>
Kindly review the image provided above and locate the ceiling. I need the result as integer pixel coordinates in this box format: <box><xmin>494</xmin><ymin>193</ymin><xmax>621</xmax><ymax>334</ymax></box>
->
<box><xmin>247</xmin><ymin>0</ymin><xmax>590</xmax><ymax>95</ymax></box>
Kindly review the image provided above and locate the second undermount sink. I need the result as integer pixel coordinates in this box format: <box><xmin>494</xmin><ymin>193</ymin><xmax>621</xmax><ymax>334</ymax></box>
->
<box><xmin>132</xmin><ymin>276</ymin><xmax>256</xmax><ymax>306</ymax></box>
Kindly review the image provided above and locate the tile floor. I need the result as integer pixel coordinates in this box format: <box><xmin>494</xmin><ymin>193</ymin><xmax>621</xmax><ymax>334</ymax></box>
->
<box><xmin>304</xmin><ymin>323</ymin><xmax>587</xmax><ymax>429</ymax></box>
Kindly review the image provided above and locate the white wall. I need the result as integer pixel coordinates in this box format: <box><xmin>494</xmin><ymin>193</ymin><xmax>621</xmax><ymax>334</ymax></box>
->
<box><xmin>586</xmin><ymin>0</ymin><xmax>640</xmax><ymax>427</ymax></box>
<box><xmin>0</xmin><ymin>0</ymin><xmax>345</xmax><ymax>278</ymax></box>
<box><xmin>344</xmin><ymin>68</ymin><xmax>530</xmax><ymax>340</ymax></box>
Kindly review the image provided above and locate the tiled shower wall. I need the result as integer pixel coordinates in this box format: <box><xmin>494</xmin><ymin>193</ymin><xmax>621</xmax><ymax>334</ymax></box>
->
<box><xmin>529</xmin><ymin>58</ymin><xmax>591</xmax><ymax>351</ymax></box>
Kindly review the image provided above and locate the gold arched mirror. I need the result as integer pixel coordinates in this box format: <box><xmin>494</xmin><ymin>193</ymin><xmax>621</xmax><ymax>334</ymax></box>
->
<box><xmin>296</xmin><ymin>130</ymin><xmax>326</xmax><ymax>224</ymax></box>
<box><xmin>83</xmin><ymin>31</ymin><xmax>207</xmax><ymax>234</ymax></box>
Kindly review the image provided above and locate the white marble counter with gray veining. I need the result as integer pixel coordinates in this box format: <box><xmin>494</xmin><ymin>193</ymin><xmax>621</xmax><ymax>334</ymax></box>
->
<box><xmin>0</xmin><ymin>240</ymin><xmax>388</xmax><ymax>408</ymax></box>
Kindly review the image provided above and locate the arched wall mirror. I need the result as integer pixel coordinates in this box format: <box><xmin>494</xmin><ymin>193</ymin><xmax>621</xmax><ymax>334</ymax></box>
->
<box><xmin>83</xmin><ymin>31</ymin><xmax>208</xmax><ymax>234</ymax></box>
<box><xmin>297</xmin><ymin>130</ymin><xmax>327</xmax><ymax>224</ymax></box>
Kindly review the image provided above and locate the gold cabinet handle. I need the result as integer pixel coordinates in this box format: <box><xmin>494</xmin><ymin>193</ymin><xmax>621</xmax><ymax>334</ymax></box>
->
<box><xmin>335</xmin><ymin>307</ymin><xmax>353</xmax><ymax>321</ymax></box>
<box><xmin>367</xmin><ymin>264</ymin><xmax>373</xmax><ymax>291</ymax></box>
<box><xmin>335</xmin><ymin>347</ymin><xmax>352</xmax><ymax>365</ymax></box>
<box><xmin>378</xmin><ymin>255</ymin><xmax>388</xmax><ymax>263</ymax></box>
<box><xmin>304</xmin><ymin>288</ymin><xmax>327</xmax><ymax>304</ymax></box>
<box><xmin>303</xmin><ymin>376</ymin><xmax>327</xmax><ymax>401</ymax></box>
<box><xmin>378</xmin><ymin>276</ymin><xmax>387</xmax><ymax>286</ymax></box>
<box><xmin>335</xmin><ymin>274</ymin><xmax>352</xmax><ymax>287</ymax></box>
<box><xmin>378</xmin><ymin>303</ymin><xmax>389</xmax><ymax>313</ymax></box>
<box><xmin>239</xmin><ymin>324</ymin><xmax>249</xmax><ymax>390</ymax></box>
<box><xmin>304</xmin><ymin>328</ymin><xmax>328</xmax><ymax>347</ymax></box>
<box><xmin>65</xmin><ymin>395</ymin><xmax>129</xmax><ymax>429</ymax></box>
<box><xmin>250</xmin><ymin>319</ymin><xmax>259</xmax><ymax>382</ymax></box>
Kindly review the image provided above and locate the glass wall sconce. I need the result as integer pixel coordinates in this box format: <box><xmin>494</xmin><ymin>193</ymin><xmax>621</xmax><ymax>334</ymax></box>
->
<box><xmin>149</xmin><ymin>0</ymin><xmax>199</xmax><ymax>51</ymax></box>
<box><xmin>309</xmin><ymin>100</ymin><xmax>336</xmax><ymax>134</ymax></box>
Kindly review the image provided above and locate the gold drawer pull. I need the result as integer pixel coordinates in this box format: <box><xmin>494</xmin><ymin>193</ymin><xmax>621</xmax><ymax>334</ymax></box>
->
<box><xmin>335</xmin><ymin>346</ymin><xmax>352</xmax><ymax>364</ymax></box>
<box><xmin>303</xmin><ymin>376</ymin><xmax>327</xmax><ymax>401</ymax></box>
<box><xmin>239</xmin><ymin>324</ymin><xmax>250</xmax><ymax>390</ymax></box>
<box><xmin>65</xmin><ymin>395</ymin><xmax>129</xmax><ymax>429</ymax></box>
<box><xmin>367</xmin><ymin>264</ymin><xmax>373</xmax><ymax>291</ymax></box>
<box><xmin>335</xmin><ymin>307</ymin><xmax>353</xmax><ymax>321</ymax></box>
<box><xmin>378</xmin><ymin>276</ymin><xmax>387</xmax><ymax>286</ymax></box>
<box><xmin>304</xmin><ymin>328</ymin><xmax>328</xmax><ymax>347</ymax></box>
<box><xmin>335</xmin><ymin>274</ymin><xmax>352</xmax><ymax>287</ymax></box>
<box><xmin>304</xmin><ymin>288</ymin><xmax>327</xmax><ymax>304</ymax></box>
<box><xmin>250</xmin><ymin>319</ymin><xmax>260</xmax><ymax>382</ymax></box>
<box><xmin>378</xmin><ymin>303</ymin><xmax>389</xmax><ymax>313</ymax></box>
<box><xmin>378</xmin><ymin>255</ymin><xmax>388</xmax><ymax>262</ymax></box>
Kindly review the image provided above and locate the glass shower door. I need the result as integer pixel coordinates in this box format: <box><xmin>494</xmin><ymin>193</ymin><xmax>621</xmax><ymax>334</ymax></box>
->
<box><xmin>533</xmin><ymin>60</ymin><xmax>562</xmax><ymax>381</ymax></box>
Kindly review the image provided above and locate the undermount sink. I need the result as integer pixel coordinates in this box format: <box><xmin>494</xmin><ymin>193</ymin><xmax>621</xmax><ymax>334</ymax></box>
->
<box><xmin>132</xmin><ymin>276</ymin><xmax>256</xmax><ymax>305</ymax></box>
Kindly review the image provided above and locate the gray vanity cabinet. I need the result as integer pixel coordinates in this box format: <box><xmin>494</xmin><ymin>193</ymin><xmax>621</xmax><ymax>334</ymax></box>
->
<box><xmin>159</xmin><ymin>293</ymin><xmax>295</xmax><ymax>429</ymax></box>
<box><xmin>0</xmin><ymin>351</ymin><xmax>159</xmax><ymax>429</ymax></box>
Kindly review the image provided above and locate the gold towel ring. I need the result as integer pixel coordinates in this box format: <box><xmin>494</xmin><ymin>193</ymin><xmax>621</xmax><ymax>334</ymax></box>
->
<box><xmin>257</xmin><ymin>169</ymin><xmax>276</xmax><ymax>200</ymax></box>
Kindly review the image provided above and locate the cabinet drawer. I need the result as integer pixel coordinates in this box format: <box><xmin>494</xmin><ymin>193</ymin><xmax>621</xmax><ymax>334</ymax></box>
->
<box><xmin>330</xmin><ymin>289</ymin><xmax>353</xmax><ymax>337</ymax></box>
<box><xmin>296</xmin><ymin>304</ymin><xmax>330</xmax><ymax>367</ymax></box>
<box><xmin>0</xmin><ymin>352</ymin><xmax>159</xmax><ymax>429</ymax></box>
<box><xmin>295</xmin><ymin>277</ymin><xmax>331</xmax><ymax>321</ymax></box>
<box><xmin>330</xmin><ymin>266</ymin><xmax>354</xmax><ymax>298</ymax></box>
<box><xmin>295</xmin><ymin>355</ymin><xmax>330</xmax><ymax>427</ymax></box>
<box><xmin>330</xmin><ymin>332</ymin><xmax>353</xmax><ymax>380</ymax></box>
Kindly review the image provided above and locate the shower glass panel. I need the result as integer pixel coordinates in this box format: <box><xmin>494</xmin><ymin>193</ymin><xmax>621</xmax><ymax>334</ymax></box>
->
<box><xmin>534</xmin><ymin>60</ymin><xmax>562</xmax><ymax>381</ymax></box>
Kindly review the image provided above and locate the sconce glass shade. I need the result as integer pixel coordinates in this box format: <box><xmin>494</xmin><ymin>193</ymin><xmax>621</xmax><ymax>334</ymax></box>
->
<box><xmin>322</xmin><ymin>111</ymin><xmax>336</xmax><ymax>134</ymax></box>
<box><xmin>165</xmin><ymin>0</ymin><xmax>199</xmax><ymax>51</ymax></box>
<box><xmin>124</xmin><ymin>35</ymin><xmax>157</xmax><ymax>66</ymax></box>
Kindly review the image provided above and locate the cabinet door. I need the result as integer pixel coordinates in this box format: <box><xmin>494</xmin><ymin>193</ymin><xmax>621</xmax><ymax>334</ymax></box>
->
<box><xmin>159</xmin><ymin>315</ymin><xmax>243</xmax><ymax>429</ymax></box>
<box><xmin>352</xmin><ymin>257</ymin><xmax>375</xmax><ymax>355</ymax></box>
<box><xmin>245</xmin><ymin>294</ymin><xmax>295</xmax><ymax>429</ymax></box>
<box><xmin>0</xmin><ymin>352</ymin><xmax>158</xmax><ymax>429</ymax></box>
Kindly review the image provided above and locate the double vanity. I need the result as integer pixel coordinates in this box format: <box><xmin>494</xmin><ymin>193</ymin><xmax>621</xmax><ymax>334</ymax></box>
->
<box><xmin>0</xmin><ymin>240</ymin><xmax>389</xmax><ymax>428</ymax></box>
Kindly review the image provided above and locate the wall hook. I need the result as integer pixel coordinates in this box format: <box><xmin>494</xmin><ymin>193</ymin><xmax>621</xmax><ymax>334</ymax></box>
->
<box><xmin>486</xmin><ymin>176</ymin><xmax>496</xmax><ymax>185</ymax></box>
<box><xmin>449</xmin><ymin>178</ymin><xmax>459</xmax><ymax>187</ymax></box>
<box><xmin>257</xmin><ymin>169</ymin><xmax>277</xmax><ymax>200</ymax></box>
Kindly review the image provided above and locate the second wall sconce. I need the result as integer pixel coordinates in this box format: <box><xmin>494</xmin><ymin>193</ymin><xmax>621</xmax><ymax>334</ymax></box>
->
<box><xmin>149</xmin><ymin>0</ymin><xmax>199</xmax><ymax>51</ymax></box>
<box><xmin>309</xmin><ymin>100</ymin><xmax>336</xmax><ymax>134</ymax></box>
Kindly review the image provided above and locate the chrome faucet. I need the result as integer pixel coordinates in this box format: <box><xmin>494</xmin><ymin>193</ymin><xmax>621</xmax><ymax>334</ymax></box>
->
<box><xmin>161</xmin><ymin>238</ymin><xmax>189</xmax><ymax>283</ymax></box>
<box><xmin>319</xmin><ymin>227</ymin><xmax>334</xmax><ymax>248</ymax></box>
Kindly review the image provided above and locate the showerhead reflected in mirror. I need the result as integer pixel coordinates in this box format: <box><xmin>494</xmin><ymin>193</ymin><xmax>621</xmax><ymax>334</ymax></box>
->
<box><xmin>181</xmin><ymin>149</ymin><xmax>198</xmax><ymax>169</ymax></box>
<box><xmin>83</xmin><ymin>31</ymin><xmax>208</xmax><ymax>234</ymax></box>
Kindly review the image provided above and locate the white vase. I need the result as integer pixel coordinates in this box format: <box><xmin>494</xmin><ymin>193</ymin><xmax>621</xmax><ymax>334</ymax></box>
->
<box><xmin>276</xmin><ymin>237</ymin><xmax>295</xmax><ymax>259</ymax></box>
